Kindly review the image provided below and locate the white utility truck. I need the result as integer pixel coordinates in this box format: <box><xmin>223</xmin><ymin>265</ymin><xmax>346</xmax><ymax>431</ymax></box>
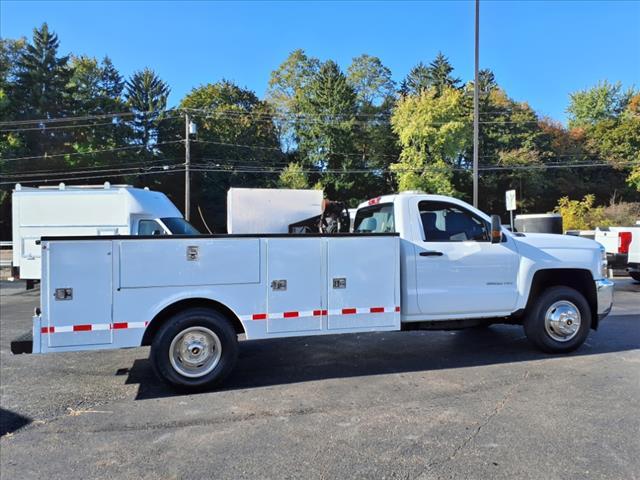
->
<box><xmin>595</xmin><ymin>225</ymin><xmax>639</xmax><ymax>277</ymax></box>
<box><xmin>11</xmin><ymin>183</ymin><xmax>197</xmax><ymax>281</ymax></box>
<box><xmin>11</xmin><ymin>192</ymin><xmax>614</xmax><ymax>391</ymax></box>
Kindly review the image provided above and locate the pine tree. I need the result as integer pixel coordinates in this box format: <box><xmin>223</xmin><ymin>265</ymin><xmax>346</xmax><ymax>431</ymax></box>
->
<box><xmin>14</xmin><ymin>23</ymin><xmax>71</xmax><ymax>119</ymax></box>
<box><xmin>404</xmin><ymin>62</ymin><xmax>431</xmax><ymax>96</ymax></box>
<box><xmin>13</xmin><ymin>24</ymin><xmax>72</xmax><ymax>156</ymax></box>
<box><xmin>125</xmin><ymin>68</ymin><xmax>170</xmax><ymax>150</ymax></box>
<box><xmin>297</xmin><ymin>60</ymin><xmax>360</xmax><ymax>200</ymax></box>
<box><xmin>428</xmin><ymin>52</ymin><xmax>460</xmax><ymax>95</ymax></box>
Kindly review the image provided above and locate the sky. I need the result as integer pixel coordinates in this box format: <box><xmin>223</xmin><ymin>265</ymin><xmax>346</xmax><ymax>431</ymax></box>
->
<box><xmin>1</xmin><ymin>0</ymin><xmax>639</xmax><ymax>123</ymax></box>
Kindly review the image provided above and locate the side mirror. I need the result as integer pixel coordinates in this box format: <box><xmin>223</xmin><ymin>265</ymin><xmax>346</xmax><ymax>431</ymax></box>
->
<box><xmin>490</xmin><ymin>215</ymin><xmax>502</xmax><ymax>244</ymax></box>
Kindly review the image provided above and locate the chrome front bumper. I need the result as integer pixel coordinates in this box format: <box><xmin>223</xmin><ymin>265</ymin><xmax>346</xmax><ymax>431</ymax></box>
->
<box><xmin>595</xmin><ymin>278</ymin><xmax>614</xmax><ymax>320</ymax></box>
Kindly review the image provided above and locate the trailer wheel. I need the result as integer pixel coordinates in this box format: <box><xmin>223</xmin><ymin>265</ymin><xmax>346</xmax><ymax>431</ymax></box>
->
<box><xmin>150</xmin><ymin>308</ymin><xmax>238</xmax><ymax>391</ymax></box>
<box><xmin>524</xmin><ymin>286</ymin><xmax>591</xmax><ymax>353</ymax></box>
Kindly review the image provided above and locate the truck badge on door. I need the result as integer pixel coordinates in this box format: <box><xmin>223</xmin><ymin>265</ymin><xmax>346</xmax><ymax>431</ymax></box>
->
<box><xmin>271</xmin><ymin>279</ymin><xmax>287</xmax><ymax>291</ymax></box>
<box><xmin>186</xmin><ymin>246</ymin><xmax>199</xmax><ymax>261</ymax></box>
<box><xmin>333</xmin><ymin>278</ymin><xmax>347</xmax><ymax>289</ymax></box>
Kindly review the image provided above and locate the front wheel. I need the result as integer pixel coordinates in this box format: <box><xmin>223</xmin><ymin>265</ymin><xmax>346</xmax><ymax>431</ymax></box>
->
<box><xmin>150</xmin><ymin>308</ymin><xmax>238</xmax><ymax>391</ymax></box>
<box><xmin>629</xmin><ymin>272</ymin><xmax>640</xmax><ymax>282</ymax></box>
<box><xmin>524</xmin><ymin>286</ymin><xmax>591</xmax><ymax>353</ymax></box>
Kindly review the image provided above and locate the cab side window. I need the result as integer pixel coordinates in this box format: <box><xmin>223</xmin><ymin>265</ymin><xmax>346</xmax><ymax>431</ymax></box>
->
<box><xmin>419</xmin><ymin>201</ymin><xmax>489</xmax><ymax>242</ymax></box>
<box><xmin>138</xmin><ymin>219</ymin><xmax>165</xmax><ymax>236</ymax></box>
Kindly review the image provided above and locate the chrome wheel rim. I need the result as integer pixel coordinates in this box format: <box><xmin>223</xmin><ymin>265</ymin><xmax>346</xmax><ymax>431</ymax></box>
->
<box><xmin>169</xmin><ymin>326</ymin><xmax>222</xmax><ymax>378</ymax></box>
<box><xmin>544</xmin><ymin>300</ymin><xmax>581</xmax><ymax>342</ymax></box>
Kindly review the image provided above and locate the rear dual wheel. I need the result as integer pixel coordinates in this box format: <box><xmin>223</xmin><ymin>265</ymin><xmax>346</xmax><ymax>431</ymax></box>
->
<box><xmin>524</xmin><ymin>286</ymin><xmax>591</xmax><ymax>353</ymax></box>
<box><xmin>150</xmin><ymin>308</ymin><xmax>238</xmax><ymax>391</ymax></box>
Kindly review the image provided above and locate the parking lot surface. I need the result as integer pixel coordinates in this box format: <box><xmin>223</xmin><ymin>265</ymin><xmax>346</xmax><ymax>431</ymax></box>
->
<box><xmin>1</xmin><ymin>279</ymin><xmax>638</xmax><ymax>480</ymax></box>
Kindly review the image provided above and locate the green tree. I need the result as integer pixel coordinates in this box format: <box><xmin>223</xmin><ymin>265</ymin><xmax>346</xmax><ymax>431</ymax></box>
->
<box><xmin>125</xmin><ymin>68</ymin><xmax>170</xmax><ymax>150</ymax></box>
<box><xmin>266</xmin><ymin>49</ymin><xmax>320</xmax><ymax>150</ymax></box>
<box><xmin>428</xmin><ymin>52</ymin><xmax>461</xmax><ymax>95</ymax></box>
<box><xmin>0</xmin><ymin>38</ymin><xmax>27</xmax><ymax>158</ymax></box>
<box><xmin>67</xmin><ymin>56</ymin><xmax>128</xmax><ymax>160</ymax></box>
<box><xmin>391</xmin><ymin>86</ymin><xmax>470</xmax><ymax>195</ymax></box>
<box><xmin>347</xmin><ymin>54</ymin><xmax>399</xmax><ymax>195</ymax></box>
<box><xmin>477</xmin><ymin>68</ymin><xmax>497</xmax><ymax>96</ymax></box>
<box><xmin>11</xmin><ymin>24</ymin><xmax>72</xmax><ymax>157</ymax></box>
<box><xmin>278</xmin><ymin>162</ymin><xmax>309</xmax><ymax>189</ymax></box>
<box><xmin>403</xmin><ymin>62</ymin><xmax>431</xmax><ymax>96</ymax></box>
<box><xmin>347</xmin><ymin>54</ymin><xmax>395</xmax><ymax>107</ymax></box>
<box><xmin>169</xmin><ymin>80</ymin><xmax>283</xmax><ymax>230</ymax></box>
<box><xmin>296</xmin><ymin>60</ymin><xmax>361</xmax><ymax>200</ymax></box>
<box><xmin>567</xmin><ymin>80</ymin><xmax>634</xmax><ymax>129</ymax></box>
<box><xmin>13</xmin><ymin>24</ymin><xmax>71</xmax><ymax>120</ymax></box>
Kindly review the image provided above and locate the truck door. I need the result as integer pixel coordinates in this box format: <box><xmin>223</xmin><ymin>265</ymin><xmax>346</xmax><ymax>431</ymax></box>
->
<box><xmin>44</xmin><ymin>240</ymin><xmax>113</xmax><ymax>348</ymax></box>
<box><xmin>266</xmin><ymin>238</ymin><xmax>324</xmax><ymax>334</ymax></box>
<box><xmin>412</xmin><ymin>200</ymin><xmax>519</xmax><ymax>317</ymax></box>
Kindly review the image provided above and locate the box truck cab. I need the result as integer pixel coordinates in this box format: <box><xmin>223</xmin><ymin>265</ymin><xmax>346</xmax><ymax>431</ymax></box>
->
<box><xmin>11</xmin><ymin>182</ymin><xmax>197</xmax><ymax>280</ymax></box>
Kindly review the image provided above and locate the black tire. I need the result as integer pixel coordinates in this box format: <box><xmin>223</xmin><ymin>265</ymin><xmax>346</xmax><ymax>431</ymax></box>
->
<box><xmin>524</xmin><ymin>286</ymin><xmax>591</xmax><ymax>353</ymax></box>
<box><xmin>630</xmin><ymin>272</ymin><xmax>640</xmax><ymax>282</ymax></box>
<box><xmin>150</xmin><ymin>307</ymin><xmax>238</xmax><ymax>391</ymax></box>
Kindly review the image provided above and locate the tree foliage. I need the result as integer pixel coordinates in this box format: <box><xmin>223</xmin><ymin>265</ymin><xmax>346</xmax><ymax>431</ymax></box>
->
<box><xmin>391</xmin><ymin>86</ymin><xmax>469</xmax><ymax>195</ymax></box>
<box><xmin>278</xmin><ymin>162</ymin><xmax>309</xmax><ymax>189</ymax></box>
<box><xmin>554</xmin><ymin>195</ymin><xmax>607</xmax><ymax>230</ymax></box>
<box><xmin>1</xmin><ymin>23</ymin><xmax>638</xmax><ymax>238</ymax></box>
<box><xmin>125</xmin><ymin>68</ymin><xmax>170</xmax><ymax>150</ymax></box>
<box><xmin>567</xmin><ymin>80</ymin><xmax>634</xmax><ymax>128</ymax></box>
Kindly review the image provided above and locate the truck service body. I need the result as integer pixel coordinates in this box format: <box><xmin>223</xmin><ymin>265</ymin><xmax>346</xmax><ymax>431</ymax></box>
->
<box><xmin>13</xmin><ymin>192</ymin><xmax>614</xmax><ymax>390</ymax></box>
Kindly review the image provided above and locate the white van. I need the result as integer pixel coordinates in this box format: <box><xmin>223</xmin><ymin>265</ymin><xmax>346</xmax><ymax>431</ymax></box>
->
<box><xmin>11</xmin><ymin>182</ymin><xmax>197</xmax><ymax>281</ymax></box>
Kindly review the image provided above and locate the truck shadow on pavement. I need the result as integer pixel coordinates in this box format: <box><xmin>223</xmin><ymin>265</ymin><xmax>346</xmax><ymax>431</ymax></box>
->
<box><xmin>0</xmin><ymin>408</ymin><xmax>32</xmax><ymax>437</ymax></box>
<box><xmin>125</xmin><ymin>316</ymin><xmax>640</xmax><ymax>400</ymax></box>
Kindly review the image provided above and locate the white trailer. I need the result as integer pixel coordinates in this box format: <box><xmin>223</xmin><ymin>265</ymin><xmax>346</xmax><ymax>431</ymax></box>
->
<box><xmin>12</xmin><ymin>192</ymin><xmax>614</xmax><ymax>391</ymax></box>
<box><xmin>11</xmin><ymin>183</ymin><xmax>196</xmax><ymax>280</ymax></box>
<box><xmin>227</xmin><ymin>188</ymin><xmax>323</xmax><ymax>234</ymax></box>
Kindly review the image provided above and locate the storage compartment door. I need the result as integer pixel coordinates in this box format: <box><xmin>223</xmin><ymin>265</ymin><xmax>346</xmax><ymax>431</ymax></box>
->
<box><xmin>327</xmin><ymin>237</ymin><xmax>399</xmax><ymax>331</ymax></box>
<box><xmin>267</xmin><ymin>238</ymin><xmax>324</xmax><ymax>334</ymax></box>
<box><xmin>45</xmin><ymin>241</ymin><xmax>113</xmax><ymax>347</ymax></box>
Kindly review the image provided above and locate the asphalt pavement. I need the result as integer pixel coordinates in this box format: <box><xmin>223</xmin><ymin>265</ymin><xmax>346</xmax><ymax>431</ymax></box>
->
<box><xmin>1</xmin><ymin>278</ymin><xmax>638</xmax><ymax>480</ymax></box>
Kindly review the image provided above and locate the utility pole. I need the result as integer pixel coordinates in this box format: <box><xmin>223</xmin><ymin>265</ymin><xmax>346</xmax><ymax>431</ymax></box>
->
<box><xmin>473</xmin><ymin>0</ymin><xmax>480</xmax><ymax>208</ymax></box>
<box><xmin>184</xmin><ymin>112</ymin><xmax>191</xmax><ymax>221</ymax></box>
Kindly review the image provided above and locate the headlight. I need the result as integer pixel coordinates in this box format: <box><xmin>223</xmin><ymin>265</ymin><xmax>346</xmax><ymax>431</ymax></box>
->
<box><xmin>600</xmin><ymin>245</ymin><xmax>608</xmax><ymax>278</ymax></box>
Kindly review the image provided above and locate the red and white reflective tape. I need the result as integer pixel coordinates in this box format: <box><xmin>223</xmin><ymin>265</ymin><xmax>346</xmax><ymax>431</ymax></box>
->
<box><xmin>40</xmin><ymin>306</ymin><xmax>402</xmax><ymax>333</ymax></box>
<box><xmin>41</xmin><ymin>321</ymin><xmax>148</xmax><ymax>334</ymax></box>
<box><xmin>240</xmin><ymin>306</ymin><xmax>399</xmax><ymax>321</ymax></box>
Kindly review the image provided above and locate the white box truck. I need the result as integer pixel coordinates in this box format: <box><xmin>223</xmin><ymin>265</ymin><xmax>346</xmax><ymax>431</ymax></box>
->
<box><xmin>11</xmin><ymin>192</ymin><xmax>614</xmax><ymax>391</ymax></box>
<box><xmin>11</xmin><ymin>183</ymin><xmax>197</xmax><ymax>281</ymax></box>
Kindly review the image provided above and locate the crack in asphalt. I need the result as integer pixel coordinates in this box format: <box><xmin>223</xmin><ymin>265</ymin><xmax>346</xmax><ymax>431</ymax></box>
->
<box><xmin>414</xmin><ymin>369</ymin><xmax>530</xmax><ymax>480</ymax></box>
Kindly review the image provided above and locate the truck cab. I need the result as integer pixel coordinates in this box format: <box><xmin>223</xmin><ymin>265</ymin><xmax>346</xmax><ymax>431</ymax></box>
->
<box><xmin>354</xmin><ymin>192</ymin><xmax>613</xmax><ymax>331</ymax></box>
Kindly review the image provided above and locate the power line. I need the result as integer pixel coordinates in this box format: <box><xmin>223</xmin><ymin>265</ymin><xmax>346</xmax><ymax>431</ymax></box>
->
<box><xmin>0</xmin><ymin>114</ymin><xmax>183</xmax><ymax>133</ymax></box>
<box><xmin>188</xmin><ymin>160</ymin><xmax>638</xmax><ymax>175</ymax></box>
<box><xmin>0</xmin><ymin>165</ymin><xmax>184</xmax><ymax>186</ymax></box>
<box><xmin>0</xmin><ymin>108</ymin><xmax>181</xmax><ymax>127</ymax></box>
<box><xmin>0</xmin><ymin>140</ymin><xmax>184</xmax><ymax>162</ymax></box>
<box><xmin>1</xmin><ymin>159</ymin><xmax>184</xmax><ymax>178</ymax></box>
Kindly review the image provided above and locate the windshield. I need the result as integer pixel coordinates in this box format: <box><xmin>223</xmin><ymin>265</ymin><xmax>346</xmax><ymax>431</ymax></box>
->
<box><xmin>161</xmin><ymin>217</ymin><xmax>200</xmax><ymax>235</ymax></box>
<box><xmin>353</xmin><ymin>203</ymin><xmax>395</xmax><ymax>233</ymax></box>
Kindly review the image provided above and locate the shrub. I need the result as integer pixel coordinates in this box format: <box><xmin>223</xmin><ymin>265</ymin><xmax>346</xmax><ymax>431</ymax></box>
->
<box><xmin>554</xmin><ymin>195</ymin><xmax>607</xmax><ymax>231</ymax></box>
<box><xmin>555</xmin><ymin>195</ymin><xmax>640</xmax><ymax>230</ymax></box>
